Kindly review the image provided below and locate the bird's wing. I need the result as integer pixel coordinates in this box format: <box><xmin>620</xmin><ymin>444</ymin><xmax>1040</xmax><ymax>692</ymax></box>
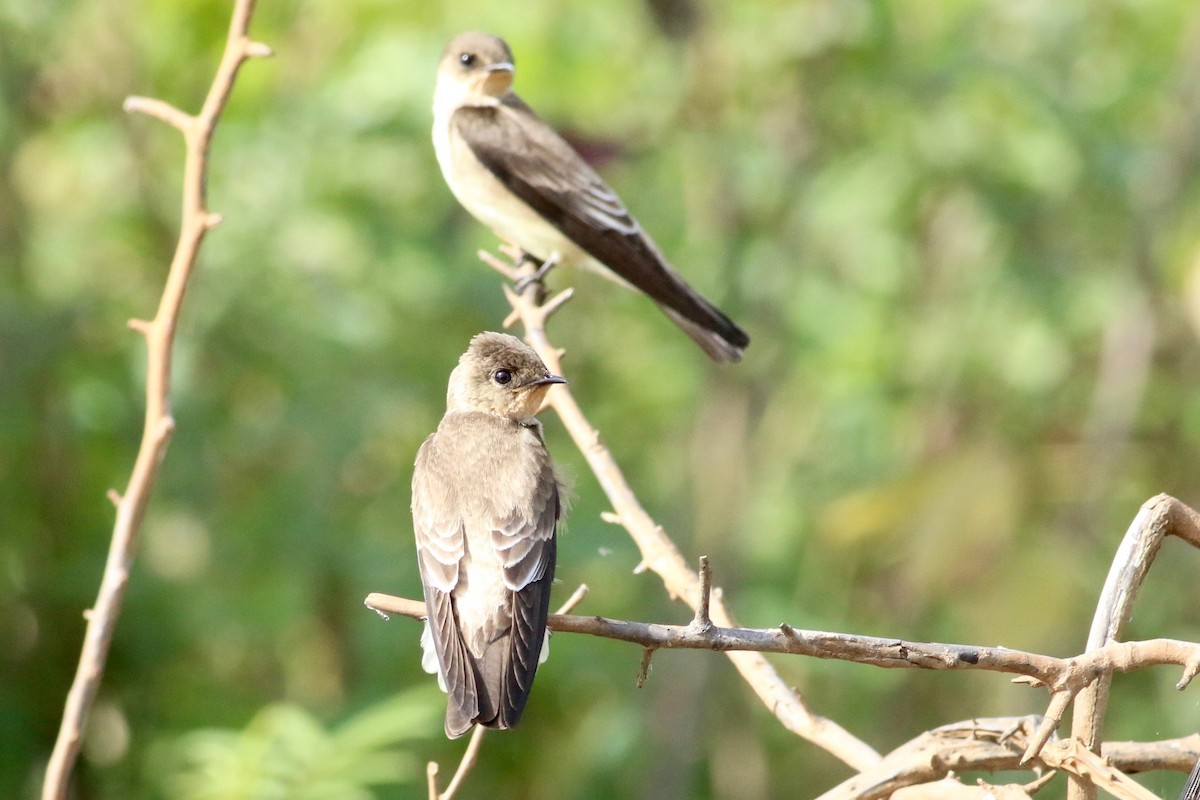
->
<box><xmin>412</xmin><ymin>443</ymin><xmax>479</xmax><ymax>738</ymax></box>
<box><xmin>453</xmin><ymin>98</ymin><xmax>750</xmax><ymax>360</ymax></box>
<box><xmin>487</xmin><ymin>458</ymin><xmax>561</xmax><ymax>728</ymax></box>
<box><xmin>455</xmin><ymin>97</ymin><xmax>640</xmax><ymax>235</ymax></box>
<box><xmin>452</xmin><ymin>101</ymin><xmax>696</xmax><ymax>302</ymax></box>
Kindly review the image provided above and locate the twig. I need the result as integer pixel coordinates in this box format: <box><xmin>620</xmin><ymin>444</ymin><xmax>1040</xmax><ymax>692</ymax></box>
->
<box><xmin>491</xmin><ymin>252</ymin><xmax>883</xmax><ymax>772</ymax></box>
<box><xmin>556</xmin><ymin>583</ymin><xmax>590</xmax><ymax>615</ymax></box>
<box><xmin>40</xmin><ymin>4</ymin><xmax>268</xmax><ymax>799</ymax></box>
<box><xmin>363</xmin><ymin>590</ymin><xmax>1200</xmax><ymax>753</ymax></box>
<box><xmin>692</xmin><ymin>556</ymin><xmax>712</xmax><ymax>630</ymax></box>
<box><xmin>818</xmin><ymin>718</ymin><xmax>1199</xmax><ymax>800</ymax></box>
<box><xmin>427</xmin><ymin>725</ymin><xmax>487</xmax><ymax>800</ymax></box>
<box><xmin>1067</xmin><ymin>495</ymin><xmax>1200</xmax><ymax>800</ymax></box>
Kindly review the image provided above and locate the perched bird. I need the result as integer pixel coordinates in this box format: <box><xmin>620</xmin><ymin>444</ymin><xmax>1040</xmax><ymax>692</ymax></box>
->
<box><xmin>432</xmin><ymin>31</ymin><xmax>751</xmax><ymax>363</ymax></box>
<box><xmin>412</xmin><ymin>332</ymin><xmax>566</xmax><ymax>737</ymax></box>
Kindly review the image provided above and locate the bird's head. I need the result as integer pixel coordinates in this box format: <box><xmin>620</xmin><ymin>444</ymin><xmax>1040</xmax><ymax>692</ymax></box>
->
<box><xmin>447</xmin><ymin>332</ymin><xmax>566</xmax><ymax>419</ymax></box>
<box><xmin>435</xmin><ymin>32</ymin><xmax>515</xmax><ymax>110</ymax></box>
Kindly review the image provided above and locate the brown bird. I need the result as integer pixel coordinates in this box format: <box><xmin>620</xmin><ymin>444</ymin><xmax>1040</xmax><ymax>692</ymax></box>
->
<box><xmin>412</xmin><ymin>332</ymin><xmax>566</xmax><ymax>737</ymax></box>
<box><xmin>433</xmin><ymin>31</ymin><xmax>750</xmax><ymax>363</ymax></box>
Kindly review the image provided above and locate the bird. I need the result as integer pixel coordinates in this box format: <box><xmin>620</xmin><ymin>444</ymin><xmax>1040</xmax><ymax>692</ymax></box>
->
<box><xmin>412</xmin><ymin>331</ymin><xmax>566</xmax><ymax>737</ymax></box>
<box><xmin>432</xmin><ymin>31</ymin><xmax>751</xmax><ymax>363</ymax></box>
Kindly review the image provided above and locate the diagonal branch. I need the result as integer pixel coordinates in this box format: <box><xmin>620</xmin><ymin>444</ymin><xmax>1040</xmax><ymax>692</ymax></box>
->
<box><xmin>40</xmin><ymin>3</ymin><xmax>269</xmax><ymax>798</ymax></box>
<box><xmin>481</xmin><ymin>250</ymin><xmax>882</xmax><ymax>772</ymax></box>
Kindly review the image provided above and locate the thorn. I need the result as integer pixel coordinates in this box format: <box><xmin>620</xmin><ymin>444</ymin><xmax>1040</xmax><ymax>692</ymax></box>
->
<box><xmin>542</xmin><ymin>288</ymin><xmax>574</xmax><ymax>320</ymax></box>
<box><xmin>636</xmin><ymin>647</ymin><xmax>655</xmax><ymax>689</ymax></box>
<box><xmin>502</xmin><ymin>309</ymin><xmax>520</xmax><ymax>329</ymax></box>
<box><xmin>555</xmin><ymin>584</ymin><xmax>589</xmax><ymax>615</ymax></box>
<box><xmin>1178</xmin><ymin>657</ymin><xmax>1200</xmax><ymax>690</ymax></box>
<box><xmin>122</xmin><ymin>96</ymin><xmax>193</xmax><ymax>131</ymax></box>
<box><xmin>779</xmin><ymin>623</ymin><xmax>796</xmax><ymax>637</ymax></box>
<box><xmin>479</xmin><ymin>249</ymin><xmax>520</xmax><ymax>282</ymax></box>
<box><xmin>82</xmin><ymin>609</ymin><xmax>94</xmax><ymax>621</ymax></box>
<box><xmin>204</xmin><ymin>212</ymin><xmax>224</xmax><ymax>229</ymax></box>
<box><xmin>245</xmin><ymin>41</ymin><xmax>273</xmax><ymax>58</ymax></box>
<box><xmin>158</xmin><ymin>416</ymin><xmax>176</xmax><ymax>438</ymax></box>
<box><xmin>632</xmin><ymin>560</ymin><xmax>648</xmax><ymax>575</ymax></box>
<box><xmin>1021</xmin><ymin>695</ymin><xmax>1069</xmax><ymax>763</ymax></box>
<box><xmin>128</xmin><ymin>318</ymin><xmax>153</xmax><ymax>335</ymax></box>
<box><xmin>599</xmin><ymin>511</ymin><xmax>622</xmax><ymax>525</ymax></box>
<box><xmin>106</xmin><ymin>489</ymin><xmax>122</xmax><ymax>507</ymax></box>
<box><xmin>692</xmin><ymin>556</ymin><xmax>713</xmax><ymax>630</ymax></box>
<box><xmin>501</xmin><ymin>283</ymin><xmax>522</xmax><ymax>310</ymax></box>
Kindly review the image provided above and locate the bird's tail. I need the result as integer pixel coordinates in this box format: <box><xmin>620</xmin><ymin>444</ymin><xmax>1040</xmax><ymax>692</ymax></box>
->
<box><xmin>659</xmin><ymin>302</ymin><xmax>750</xmax><ymax>363</ymax></box>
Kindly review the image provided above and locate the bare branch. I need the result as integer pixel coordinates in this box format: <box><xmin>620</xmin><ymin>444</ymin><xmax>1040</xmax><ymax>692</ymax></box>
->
<box><xmin>1068</xmin><ymin>495</ymin><xmax>1200</xmax><ymax>800</ymax></box>
<box><xmin>123</xmin><ymin>96</ymin><xmax>193</xmax><ymax>132</ymax></box>
<box><xmin>41</xmin><ymin>3</ymin><xmax>265</xmax><ymax>798</ymax></box>
<box><xmin>363</xmin><ymin>591</ymin><xmax>1200</xmax><ymax>700</ymax></box>
<box><xmin>492</xmin><ymin>252</ymin><xmax>883</xmax><ymax>772</ymax></box>
<box><xmin>428</xmin><ymin>726</ymin><xmax>487</xmax><ymax>800</ymax></box>
<box><xmin>819</xmin><ymin>718</ymin><xmax>1199</xmax><ymax>800</ymax></box>
<box><xmin>375</xmin><ymin>249</ymin><xmax>1200</xmax><ymax>793</ymax></box>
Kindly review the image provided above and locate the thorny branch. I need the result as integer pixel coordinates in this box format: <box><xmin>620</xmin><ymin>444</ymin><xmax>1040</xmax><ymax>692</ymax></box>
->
<box><xmin>483</xmin><ymin>248</ymin><xmax>883</xmax><ymax>772</ymax></box>
<box><xmin>1069</xmin><ymin>494</ymin><xmax>1200</xmax><ymax>800</ymax></box>
<box><xmin>40</xmin><ymin>3</ymin><xmax>269</xmax><ymax>798</ymax></box>
<box><xmin>367</xmin><ymin>251</ymin><xmax>1200</xmax><ymax>798</ymax></box>
<box><xmin>818</xmin><ymin>718</ymin><xmax>1200</xmax><ymax>800</ymax></box>
<box><xmin>363</xmin><ymin>592</ymin><xmax>1200</xmax><ymax>736</ymax></box>
<box><xmin>366</xmin><ymin>587</ymin><xmax>1199</xmax><ymax>793</ymax></box>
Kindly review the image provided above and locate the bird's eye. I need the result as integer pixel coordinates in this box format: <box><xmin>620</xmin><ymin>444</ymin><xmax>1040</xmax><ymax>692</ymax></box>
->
<box><xmin>459</xmin><ymin>52</ymin><xmax>476</xmax><ymax>67</ymax></box>
<box><xmin>493</xmin><ymin>369</ymin><xmax>512</xmax><ymax>385</ymax></box>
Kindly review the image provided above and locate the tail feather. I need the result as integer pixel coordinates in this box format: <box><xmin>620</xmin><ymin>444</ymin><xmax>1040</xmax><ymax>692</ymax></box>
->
<box><xmin>659</xmin><ymin>305</ymin><xmax>748</xmax><ymax>363</ymax></box>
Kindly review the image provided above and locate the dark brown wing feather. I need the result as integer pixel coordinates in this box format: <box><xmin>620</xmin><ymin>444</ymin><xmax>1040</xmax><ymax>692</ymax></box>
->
<box><xmin>412</xmin><ymin>422</ymin><xmax>561</xmax><ymax>736</ymax></box>
<box><xmin>487</xmin><ymin>469</ymin><xmax>560</xmax><ymax>728</ymax></box>
<box><xmin>453</xmin><ymin>98</ymin><xmax>749</xmax><ymax>361</ymax></box>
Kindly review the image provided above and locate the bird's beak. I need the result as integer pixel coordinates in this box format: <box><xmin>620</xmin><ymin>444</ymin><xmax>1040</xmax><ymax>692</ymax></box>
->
<box><xmin>526</xmin><ymin>374</ymin><xmax>567</xmax><ymax>388</ymax></box>
<box><xmin>481</xmin><ymin>62</ymin><xmax>514</xmax><ymax>95</ymax></box>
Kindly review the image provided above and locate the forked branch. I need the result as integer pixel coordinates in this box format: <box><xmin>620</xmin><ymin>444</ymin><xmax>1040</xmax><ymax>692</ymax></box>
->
<box><xmin>40</xmin><ymin>3</ymin><xmax>269</xmax><ymax>798</ymax></box>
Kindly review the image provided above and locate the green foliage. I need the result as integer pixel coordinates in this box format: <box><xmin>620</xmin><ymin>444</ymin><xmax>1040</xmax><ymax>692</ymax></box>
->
<box><xmin>148</xmin><ymin>690</ymin><xmax>437</xmax><ymax>800</ymax></box>
<box><xmin>4</xmin><ymin>0</ymin><xmax>1200</xmax><ymax>798</ymax></box>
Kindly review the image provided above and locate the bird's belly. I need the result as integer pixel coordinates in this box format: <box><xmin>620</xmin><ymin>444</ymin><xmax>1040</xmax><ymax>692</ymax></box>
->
<box><xmin>438</xmin><ymin>126</ymin><xmax>588</xmax><ymax>265</ymax></box>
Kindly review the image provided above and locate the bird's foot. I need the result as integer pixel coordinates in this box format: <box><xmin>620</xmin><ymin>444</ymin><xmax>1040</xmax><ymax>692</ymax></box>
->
<box><xmin>513</xmin><ymin>254</ymin><xmax>558</xmax><ymax>296</ymax></box>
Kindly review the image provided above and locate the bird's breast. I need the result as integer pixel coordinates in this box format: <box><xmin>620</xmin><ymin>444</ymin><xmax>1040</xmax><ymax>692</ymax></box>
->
<box><xmin>433</xmin><ymin>111</ymin><xmax>587</xmax><ymax>265</ymax></box>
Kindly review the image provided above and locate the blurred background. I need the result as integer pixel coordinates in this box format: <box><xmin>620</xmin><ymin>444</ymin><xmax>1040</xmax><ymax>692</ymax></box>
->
<box><xmin>4</xmin><ymin>0</ymin><xmax>1200</xmax><ymax>797</ymax></box>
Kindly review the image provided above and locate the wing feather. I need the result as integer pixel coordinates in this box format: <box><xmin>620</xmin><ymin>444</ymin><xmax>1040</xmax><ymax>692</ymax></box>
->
<box><xmin>452</xmin><ymin>99</ymin><xmax>749</xmax><ymax>360</ymax></box>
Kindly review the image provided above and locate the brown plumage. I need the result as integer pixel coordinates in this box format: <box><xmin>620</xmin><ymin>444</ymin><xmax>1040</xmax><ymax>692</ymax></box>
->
<box><xmin>412</xmin><ymin>332</ymin><xmax>565</xmax><ymax>737</ymax></box>
<box><xmin>433</xmin><ymin>32</ymin><xmax>750</xmax><ymax>363</ymax></box>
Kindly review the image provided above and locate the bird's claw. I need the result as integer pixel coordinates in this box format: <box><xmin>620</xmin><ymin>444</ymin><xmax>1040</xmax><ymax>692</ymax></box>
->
<box><xmin>513</xmin><ymin>254</ymin><xmax>559</xmax><ymax>296</ymax></box>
